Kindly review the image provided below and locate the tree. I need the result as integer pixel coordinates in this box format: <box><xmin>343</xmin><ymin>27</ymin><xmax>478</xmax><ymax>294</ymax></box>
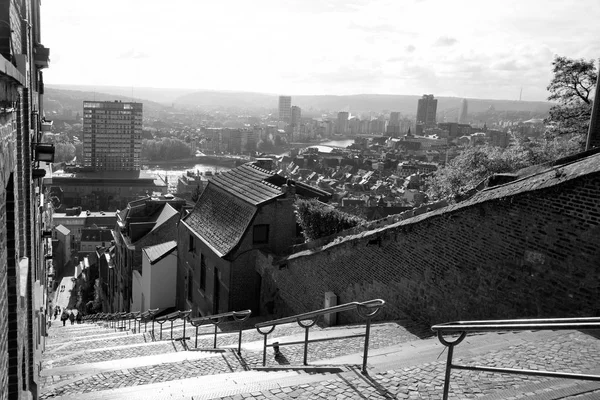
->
<box><xmin>295</xmin><ymin>198</ymin><xmax>365</xmax><ymax>241</ymax></box>
<box><xmin>426</xmin><ymin>139</ymin><xmax>580</xmax><ymax>201</ymax></box>
<box><xmin>545</xmin><ymin>56</ymin><xmax>597</xmax><ymax>145</ymax></box>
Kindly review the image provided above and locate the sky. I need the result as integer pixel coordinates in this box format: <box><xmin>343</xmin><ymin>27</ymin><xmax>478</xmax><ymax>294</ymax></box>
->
<box><xmin>42</xmin><ymin>0</ymin><xmax>600</xmax><ymax>101</ymax></box>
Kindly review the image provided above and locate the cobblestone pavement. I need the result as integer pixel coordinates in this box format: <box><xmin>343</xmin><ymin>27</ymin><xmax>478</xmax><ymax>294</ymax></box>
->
<box><xmin>40</xmin><ymin>318</ymin><xmax>600</xmax><ymax>400</ymax></box>
<box><xmin>214</xmin><ymin>331</ymin><xmax>600</xmax><ymax>400</ymax></box>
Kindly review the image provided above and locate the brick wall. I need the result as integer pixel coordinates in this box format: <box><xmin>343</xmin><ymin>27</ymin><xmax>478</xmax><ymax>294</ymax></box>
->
<box><xmin>1</xmin><ymin>108</ymin><xmax>25</xmax><ymax>400</ymax></box>
<box><xmin>258</xmin><ymin>170</ymin><xmax>600</xmax><ymax>326</ymax></box>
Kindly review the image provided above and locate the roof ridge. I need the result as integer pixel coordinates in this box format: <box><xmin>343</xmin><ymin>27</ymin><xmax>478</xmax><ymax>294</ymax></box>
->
<box><xmin>248</xmin><ymin>162</ymin><xmax>275</xmax><ymax>175</ymax></box>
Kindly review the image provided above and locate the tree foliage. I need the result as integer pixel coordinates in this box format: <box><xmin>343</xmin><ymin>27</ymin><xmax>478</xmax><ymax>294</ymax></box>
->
<box><xmin>295</xmin><ymin>198</ymin><xmax>365</xmax><ymax>241</ymax></box>
<box><xmin>53</xmin><ymin>142</ymin><xmax>76</xmax><ymax>163</ymax></box>
<box><xmin>545</xmin><ymin>56</ymin><xmax>597</xmax><ymax>141</ymax></box>
<box><xmin>426</xmin><ymin>138</ymin><xmax>581</xmax><ymax>201</ymax></box>
<box><xmin>142</xmin><ymin>138</ymin><xmax>192</xmax><ymax>161</ymax></box>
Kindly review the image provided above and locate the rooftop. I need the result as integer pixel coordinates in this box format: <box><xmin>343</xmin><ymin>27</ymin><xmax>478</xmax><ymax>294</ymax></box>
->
<box><xmin>143</xmin><ymin>240</ymin><xmax>177</xmax><ymax>265</ymax></box>
<box><xmin>210</xmin><ymin>163</ymin><xmax>283</xmax><ymax>206</ymax></box>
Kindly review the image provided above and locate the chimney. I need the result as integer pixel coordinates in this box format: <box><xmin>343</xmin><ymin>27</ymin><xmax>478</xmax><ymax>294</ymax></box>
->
<box><xmin>586</xmin><ymin>62</ymin><xmax>600</xmax><ymax>150</ymax></box>
<box><xmin>283</xmin><ymin>180</ymin><xmax>296</xmax><ymax>197</ymax></box>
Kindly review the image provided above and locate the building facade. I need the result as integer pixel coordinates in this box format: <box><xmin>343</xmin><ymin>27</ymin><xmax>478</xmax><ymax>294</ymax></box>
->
<box><xmin>291</xmin><ymin>105</ymin><xmax>301</xmax><ymax>129</ymax></box>
<box><xmin>458</xmin><ymin>98</ymin><xmax>468</xmax><ymax>124</ymax></box>
<box><xmin>337</xmin><ymin>112</ymin><xmax>349</xmax><ymax>135</ymax></box>
<box><xmin>278</xmin><ymin>96</ymin><xmax>291</xmax><ymax>124</ymax></box>
<box><xmin>82</xmin><ymin>101</ymin><xmax>143</xmax><ymax>171</ymax></box>
<box><xmin>416</xmin><ymin>94</ymin><xmax>437</xmax><ymax>126</ymax></box>
<box><xmin>0</xmin><ymin>1</ymin><xmax>51</xmax><ymax>399</ymax></box>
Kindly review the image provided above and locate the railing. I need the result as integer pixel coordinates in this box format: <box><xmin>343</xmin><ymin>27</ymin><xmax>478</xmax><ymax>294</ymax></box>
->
<box><xmin>255</xmin><ymin>299</ymin><xmax>385</xmax><ymax>373</ymax></box>
<box><xmin>431</xmin><ymin>317</ymin><xmax>600</xmax><ymax>400</ymax></box>
<box><xmin>188</xmin><ymin>309</ymin><xmax>252</xmax><ymax>354</ymax></box>
<box><xmin>153</xmin><ymin>310</ymin><xmax>192</xmax><ymax>341</ymax></box>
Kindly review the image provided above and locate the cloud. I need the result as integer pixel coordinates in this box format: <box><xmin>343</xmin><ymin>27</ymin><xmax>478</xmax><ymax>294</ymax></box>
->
<box><xmin>405</xmin><ymin>45</ymin><xmax>416</xmax><ymax>53</ymax></box>
<box><xmin>492</xmin><ymin>60</ymin><xmax>523</xmax><ymax>71</ymax></box>
<box><xmin>117</xmin><ymin>49</ymin><xmax>150</xmax><ymax>60</ymax></box>
<box><xmin>434</xmin><ymin>36</ymin><xmax>458</xmax><ymax>47</ymax></box>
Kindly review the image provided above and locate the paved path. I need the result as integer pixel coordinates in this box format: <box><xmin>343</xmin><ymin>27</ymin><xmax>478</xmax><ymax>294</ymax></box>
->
<box><xmin>40</xmin><ymin>318</ymin><xmax>600</xmax><ymax>399</ymax></box>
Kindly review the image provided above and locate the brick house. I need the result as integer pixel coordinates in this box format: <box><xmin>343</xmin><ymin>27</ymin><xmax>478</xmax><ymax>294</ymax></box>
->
<box><xmin>0</xmin><ymin>1</ymin><xmax>51</xmax><ymax>398</ymax></box>
<box><xmin>112</xmin><ymin>195</ymin><xmax>189</xmax><ymax>312</ymax></box>
<box><xmin>178</xmin><ymin>162</ymin><xmax>328</xmax><ymax>317</ymax></box>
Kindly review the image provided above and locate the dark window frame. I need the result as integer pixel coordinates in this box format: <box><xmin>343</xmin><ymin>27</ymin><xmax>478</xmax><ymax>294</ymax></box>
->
<box><xmin>200</xmin><ymin>253</ymin><xmax>206</xmax><ymax>292</ymax></box>
<box><xmin>253</xmin><ymin>224</ymin><xmax>269</xmax><ymax>244</ymax></box>
<box><xmin>187</xmin><ymin>270</ymin><xmax>193</xmax><ymax>302</ymax></box>
<box><xmin>188</xmin><ymin>233</ymin><xmax>195</xmax><ymax>253</ymax></box>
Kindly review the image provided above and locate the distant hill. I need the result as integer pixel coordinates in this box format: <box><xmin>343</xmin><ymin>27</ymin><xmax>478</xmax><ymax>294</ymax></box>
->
<box><xmin>174</xmin><ymin>91</ymin><xmax>552</xmax><ymax>115</ymax></box>
<box><xmin>46</xmin><ymin>84</ymin><xmax>195</xmax><ymax>105</ymax></box>
<box><xmin>44</xmin><ymin>84</ymin><xmax>552</xmax><ymax>116</ymax></box>
<box><xmin>44</xmin><ymin>87</ymin><xmax>167</xmax><ymax>118</ymax></box>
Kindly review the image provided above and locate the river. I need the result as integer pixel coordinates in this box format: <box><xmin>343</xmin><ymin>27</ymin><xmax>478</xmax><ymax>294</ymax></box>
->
<box><xmin>147</xmin><ymin>138</ymin><xmax>356</xmax><ymax>193</ymax></box>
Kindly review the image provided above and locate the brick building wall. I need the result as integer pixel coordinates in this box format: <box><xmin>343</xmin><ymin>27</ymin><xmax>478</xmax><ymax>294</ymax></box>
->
<box><xmin>258</xmin><ymin>161</ymin><xmax>600</xmax><ymax>326</ymax></box>
<box><xmin>0</xmin><ymin>0</ymin><xmax>49</xmax><ymax>397</ymax></box>
<box><xmin>1</xmin><ymin>104</ymin><xmax>27</xmax><ymax>399</ymax></box>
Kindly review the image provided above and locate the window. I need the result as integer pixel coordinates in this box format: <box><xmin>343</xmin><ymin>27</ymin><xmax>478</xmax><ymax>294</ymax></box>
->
<box><xmin>253</xmin><ymin>224</ymin><xmax>269</xmax><ymax>244</ymax></box>
<box><xmin>200</xmin><ymin>254</ymin><xmax>206</xmax><ymax>292</ymax></box>
<box><xmin>187</xmin><ymin>271</ymin><xmax>193</xmax><ymax>302</ymax></box>
<box><xmin>188</xmin><ymin>234</ymin><xmax>195</xmax><ymax>253</ymax></box>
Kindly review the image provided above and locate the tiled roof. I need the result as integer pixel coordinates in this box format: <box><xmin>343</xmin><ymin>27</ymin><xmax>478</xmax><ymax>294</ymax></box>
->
<box><xmin>143</xmin><ymin>241</ymin><xmax>177</xmax><ymax>265</ymax></box>
<box><xmin>151</xmin><ymin>203</ymin><xmax>178</xmax><ymax>233</ymax></box>
<box><xmin>183</xmin><ymin>183</ymin><xmax>257</xmax><ymax>257</ymax></box>
<box><xmin>210</xmin><ymin>163</ymin><xmax>283</xmax><ymax>206</ymax></box>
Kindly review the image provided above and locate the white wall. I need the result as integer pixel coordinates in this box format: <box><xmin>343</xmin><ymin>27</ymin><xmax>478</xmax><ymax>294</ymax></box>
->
<box><xmin>143</xmin><ymin>251</ymin><xmax>177</xmax><ymax>311</ymax></box>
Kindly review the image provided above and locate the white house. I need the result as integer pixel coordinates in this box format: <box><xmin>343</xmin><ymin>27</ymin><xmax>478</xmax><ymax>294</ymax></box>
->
<box><xmin>137</xmin><ymin>241</ymin><xmax>178</xmax><ymax>312</ymax></box>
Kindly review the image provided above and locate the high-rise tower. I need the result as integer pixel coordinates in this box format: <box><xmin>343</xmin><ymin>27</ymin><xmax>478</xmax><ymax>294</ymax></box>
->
<box><xmin>278</xmin><ymin>96</ymin><xmax>292</xmax><ymax>123</ymax></box>
<box><xmin>458</xmin><ymin>98</ymin><xmax>468</xmax><ymax>124</ymax></box>
<box><xmin>416</xmin><ymin>94</ymin><xmax>437</xmax><ymax>126</ymax></box>
<box><xmin>291</xmin><ymin>106</ymin><xmax>302</xmax><ymax>128</ymax></box>
<box><xmin>83</xmin><ymin>101</ymin><xmax>143</xmax><ymax>171</ymax></box>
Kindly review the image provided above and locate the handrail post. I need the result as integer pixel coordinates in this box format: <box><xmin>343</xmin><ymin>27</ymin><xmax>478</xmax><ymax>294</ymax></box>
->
<box><xmin>213</xmin><ymin>324</ymin><xmax>218</xmax><ymax>349</ymax></box>
<box><xmin>195</xmin><ymin>325</ymin><xmax>199</xmax><ymax>349</ymax></box>
<box><xmin>262</xmin><ymin>334</ymin><xmax>267</xmax><ymax>366</ymax></box>
<box><xmin>237</xmin><ymin>327</ymin><xmax>243</xmax><ymax>355</ymax></box>
<box><xmin>435</xmin><ymin>331</ymin><xmax>466</xmax><ymax>400</ymax></box>
<box><xmin>182</xmin><ymin>317</ymin><xmax>187</xmax><ymax>340</ymax></box>
<box><xmin>362</xmin><ymin>317</ymin><xmax>372</xmax><ymax>374</ymax></box>
<box><xmin>442</xmin><ymin>343</ymin><xmax>455</xmax><ymax>400</ymax></box>
<box><xmin>303</xmin><ymin>326</ymin><xmax>310</xmax><ymax>366</ymax></box>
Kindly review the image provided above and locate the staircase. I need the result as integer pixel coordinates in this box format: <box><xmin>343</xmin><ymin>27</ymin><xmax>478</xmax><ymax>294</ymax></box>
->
<box><xmin>40</xmin><ymin>316</ymin><xmax>600</xmax><ymax>399</ymax></box>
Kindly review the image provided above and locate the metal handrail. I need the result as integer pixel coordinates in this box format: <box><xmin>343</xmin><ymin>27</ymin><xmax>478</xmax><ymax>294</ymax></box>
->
<box><xmin>431</xmin><ymin>316</ymin><xmax>600</xmax><ymax>400</ymax></box>
<box><xmin>152</xmin><ymin>310</ymin><xmax>192</xmax><ymax>341</ymax></box>
<box><xmin>255</xmin><ymin>299</ymin><xmax>385</xmax><ymax>373</ymax></box>
<box><xmin>188</xmin><ymin>309</ymin><xmax>251</xmax><ymax>354</ymax></box>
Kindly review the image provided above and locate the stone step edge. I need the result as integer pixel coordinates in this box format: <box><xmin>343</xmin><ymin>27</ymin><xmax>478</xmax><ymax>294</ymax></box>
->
<box><xmin>43</xmin><ymin>368</ymin><xmax>340</xmax><ymax>400</ymax></box>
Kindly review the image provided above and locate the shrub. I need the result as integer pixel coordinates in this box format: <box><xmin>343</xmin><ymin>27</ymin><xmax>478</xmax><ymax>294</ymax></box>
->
<box><xmin>295</xmin><ymin>198</ymin><xmax>365</xmax><ymax>241</ymax></box>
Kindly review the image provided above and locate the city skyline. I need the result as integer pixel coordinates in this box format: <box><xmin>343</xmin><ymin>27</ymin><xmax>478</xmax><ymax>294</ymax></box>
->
<box><xmin>42</xmin><ymin>0</ymin><xmax>599</xmax><ymax>101</ymax></box>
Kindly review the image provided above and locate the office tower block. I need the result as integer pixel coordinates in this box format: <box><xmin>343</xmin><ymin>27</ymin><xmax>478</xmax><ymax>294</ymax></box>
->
<box><xmin>291</xmin><ymin>105</ymin><xmax>302</xmax><ymax>128</ymax></box>
<box><xmin>337</xmin><ymin>111</ymin><xmax>349</xmax><ymax>134</ymax></box>
<box><xmin>458</xmin><ymin>98</ymin><xmax>468</xmax><ymax>124</ymax></box>
<box><xmin>416</xmin><ymin>94</ymin><xmax>438</xmax><ymax>126</ymax></box>
<box><xmin>83</xmin><ymin>101</ymin><xmax>143</xmax><ymax>171</ymax></box>
<box><xmin>278</xmin><ymin>96</ymin><xmax>292</xmax><ymax>123</ymax></box>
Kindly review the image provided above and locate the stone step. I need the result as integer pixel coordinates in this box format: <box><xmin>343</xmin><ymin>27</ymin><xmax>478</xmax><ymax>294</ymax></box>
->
<box><xmin>44</xmin><ymin>367</ymin><xmax>344</xmax><ymax>400</ymax></box>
